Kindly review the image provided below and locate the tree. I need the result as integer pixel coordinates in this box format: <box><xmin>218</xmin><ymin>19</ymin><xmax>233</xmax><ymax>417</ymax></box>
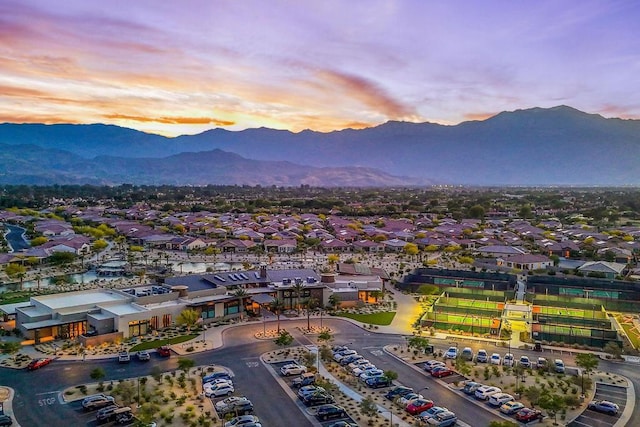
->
<box><xmin>524</xmin><ymin>385</ymin><xmax>542</xmax><ymax>408</ymax></box>
<box><xmin>383</xmin><ymin>370</ymin><xmax>398</xmax><ymax>381</ymax></box>
<box><xmin>232</xmin><ymin>288</ymin><xmax>248</xmax><ymax>320</ymax></box>
<box><xmin>539</xmin><ymin>392</ymin><xmax>566</xmax><ymax>425</ymax></box>
<box><xmin>177</xmin><ymin>358</ymin><xmax>195</xmax><ymax>377</ymax></box>
<box><xmin>403</xmin><ymin>243</ymin><xmax>419</xmax><ymax>260</ymax></box>
<box><xmin>176</xmin><ymin>308</ymin><xmax>200</xmax><ymax>331</ymax></box>
<box><xmin>468</xmin><ymin>204</ymin><xmax>485</xmax><ymax>219</ymax></box>
<box><xmin>575</xmin><ymin>353</ymin><xmax>599</xmax><ymax>395</ymax></box>
<box><xmin>407</xmin><ymin>336</ymin><xmax>430</xmax><ymax>354</ymax></box>
<box><xmin>48</xmin><ymin>251</ymin><xmax>76</xmax><ymax>266</ymax></box>
<box><xmin>92</xmin><ymin>239</ymin><xmax>108</xmax><ymax>252</ymax></box>
<box><xmin>603</xmin><ymin>341</ymin><xmax>623</xmax><ymax>359</ymax></box>
<box><xmin>318</xmin><ymin>330</ymin><xmax>332</xmax><ymax>344</ymax></box>
<box><xmin>90</xmin><ymin>367</ymin><xmax>106</xmax><ymax>381</ymax></box>
<box><xmin>302</xmin><ymin>297</ymin><xmax>319</xmax><ymax>331</ymax></box>
<box><xmin>327</xmin><ymin>294</ymin><xmax>341</xmax><ymax>312</ymax></box>
<box><xmin>327</xmin><ymin>254</ymin><xmax>340</xmax><ymax>270</ymax></box>
<box><xmin>269</xmin><ymin>298</ymin><xmax>285</xmax><ymax>333</ymax></box>
<box><xmin>359</xmin><ymin>395</ymin><xmax>378</xmax><ymax>423</ymax></box>
<box><xmin>30</xmin><ymin>236</ymin><xmax>48</xmax><ymax>246</ymax></box>
<box><xmin>292</xmin><ymin>282</ymin><xmax>305</xmax><ymax>315</ymax></box>
<box><xmin>274</xmin><ymin>330</ymin><xmax>294</xmax><ymax>347</ymax></box>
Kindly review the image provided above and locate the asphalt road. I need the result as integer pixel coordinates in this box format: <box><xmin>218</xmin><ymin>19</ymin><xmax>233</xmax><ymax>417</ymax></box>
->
<box><xmin>1</xmin><ymin>318</ymin><xmax>638</xmax><ymax>427</ymax></box>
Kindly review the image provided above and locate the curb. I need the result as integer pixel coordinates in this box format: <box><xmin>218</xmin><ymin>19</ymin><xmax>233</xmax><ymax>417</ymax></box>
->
<box><xmin>0</xmin><ymin>387</ymin><xmax>22</xmax><ymax>427</ymax></box>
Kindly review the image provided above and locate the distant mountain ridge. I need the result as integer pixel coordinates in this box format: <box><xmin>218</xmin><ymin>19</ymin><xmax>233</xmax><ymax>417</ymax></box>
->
<box><xmin>1</xmin><ymin>105</ymin><xmax>639</xmax><ymax>186</ymax></box>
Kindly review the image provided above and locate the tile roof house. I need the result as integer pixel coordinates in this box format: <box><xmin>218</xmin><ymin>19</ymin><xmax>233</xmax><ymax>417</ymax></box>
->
<box><xmin>319</xmin><ymin>239</ymin><xmax>351</xmax><ymax>252</ymax></box>
<box><xmin>497</xmin><ymin>254</ymin><xmax>552</xmax><ymax>271</ymax></box>
<box><xmin>352</xmin><ymin>240</ymin><xmax>385</xmax><ymax>253</ymax></box>
<box><xmin>263</xmin><ymin>239</ymin><xmax>298</xmax><ymax>253</ymax></box>
<box><xmin>578</xmin><ymin>261</ymin><xmax>627</xmax><ymax>279</ymax></box>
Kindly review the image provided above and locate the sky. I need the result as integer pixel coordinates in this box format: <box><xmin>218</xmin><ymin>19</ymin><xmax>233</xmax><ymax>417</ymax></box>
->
<box><xmin>1</xmin><ymin>0</ymin><xmax>639</xmax><ymax>136</ymax></box>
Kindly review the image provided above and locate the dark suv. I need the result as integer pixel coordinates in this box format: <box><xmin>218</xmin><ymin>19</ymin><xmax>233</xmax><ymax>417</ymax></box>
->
<box><xmin>385</xmin><ymin>386</ymin><xmax>413</xmax><ymax>400</ymax></box>
<box><xmin>303</xmin><ymin>392</ymin><xmax>335</xmax><ymax>406</ymax></box>
<box><xmin>315</xmin><ymin>404</ymin><xmax>347</xmax><ymax>421</ymax></box>
<box><xmin>365</xmin><ymin>376</ymin><xmax>391</xmax><ymax>388</ymax></box>
<box><xmin>218</xmin><ymin>400</ymin><xmax>254</xmax><ymax>417</ymax></box>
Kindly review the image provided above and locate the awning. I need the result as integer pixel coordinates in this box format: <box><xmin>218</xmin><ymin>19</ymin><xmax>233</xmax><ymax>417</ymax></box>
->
<box><xmin>251</xmin><ymin>294</ymin><xmax>275</xmax><ymax>305</ymax></box>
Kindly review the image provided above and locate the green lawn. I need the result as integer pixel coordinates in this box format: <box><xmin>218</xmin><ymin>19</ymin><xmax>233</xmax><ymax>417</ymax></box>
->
<box><xmin>130</xmin><ymin>334</ymin><xmax>198</xmax><ymax>352</ymax></box>
<box><xmin>336</xmin><ymin>311</ymin><xmax>396</xmax><ymax>326</ymax></box>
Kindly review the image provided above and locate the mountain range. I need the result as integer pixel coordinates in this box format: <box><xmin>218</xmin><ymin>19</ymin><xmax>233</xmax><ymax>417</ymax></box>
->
<box><xmin>0</xmin><ymin>105</ymin><xmax>639</xmax><ymax>186</ymax></box>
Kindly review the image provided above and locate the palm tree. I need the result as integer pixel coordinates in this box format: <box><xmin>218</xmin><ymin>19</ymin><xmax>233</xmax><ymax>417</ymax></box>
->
<box><xmin>302</xmin><ymin>297</ymin><xmax>319</xmax><ymax>331</ymax></box>
<box><xmin>292</xmin><ymin>282</ymin><xmax>305</xmax><ymax>315</ymax></box>
<box><xmin>176</xmin><ymin>308</ymin><xmax>200</xmax><ymax>332</ymax></box>
<box><xmin>269</xmin><ymin>298</ymin><xmax>285</xmax><ymax>333</ymax></box>
<box><xmin>232</xmin><ymin>288</ymin><xmax>248</xmax><ymax>320</ymax></box>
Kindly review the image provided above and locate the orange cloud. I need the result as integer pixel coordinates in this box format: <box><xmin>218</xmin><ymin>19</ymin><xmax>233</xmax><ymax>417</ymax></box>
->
<box><xmin>315</xmin><ymin>69</ymin><xmax>414</xmax><ymax>118</ymax></box>
<box><xmin>103</xmin><ymin>114</ymin><xmax>235</xmax><ymax>126</ymax></box>
<box><xmin>0</xmin><ymin>85</ymin><xmax>49</xmax><ymax>98</ymax></box>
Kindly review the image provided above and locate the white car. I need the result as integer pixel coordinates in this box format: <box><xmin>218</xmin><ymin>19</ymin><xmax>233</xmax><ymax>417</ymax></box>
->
<box><xmin>204</xmin><ymin>382</ymin><xmax>234</xmax><ymax>397</ymax></box>
<box><xmin>490</xmin><ymin>353</ymin><xmax>501</xmax><ymax>365</ymax></box>
<box><xmin>334</xmin><ymin>349</ymin><xmax>357</xmax><ymax>362</ymax></box>
<box><xmin>348</xmin><ymin>359</ymin><xmax>371</xmax><ymax>371</ymax></box>
<box><xmin>224</xmin><ymin>415</ymin><xmax>260</xmax><ymax>427</ymax></box>
<box><xmin>503</xmin><ymin>353</ymin><xmax>514</xmax><ymax>367</ymax></box>
<box><xmin>476</xmin><ymin>349</ymin><xmax>488</xmax><ymax>363</ymax></box>
<box><xmin>280</xmin><ymin>363</ymin><xmax>307</xmax><ymax>376</ymax></box>
<box><xmin>519</xmin><ymin>355</ymin><xmax>531</xmax><ymax>368</ymax></box>
<box><xmin>215</xmin><ymin>396</ymin><xmax>249</xmax><ymax>411</ymax></box>
<box><xmin>444</xmin><ymin>347</ymin><xmax>458</xmax><ymax>359</ymax></box>
<box><xmin>475</xmin><ymin>386</ymin><xmax>502</xmax><ymax>400</ymax></box>
<box><xmin>488</xmin><ymin>392</ymin><xmax>514</xmax><ymax>407</ymax></box>
<box><xmin>204</xmin><ymin>378</ymin><xmax>233</xmax><ymax>388</ymax></box>
<box><xmin>398</xmin><ymin>393</ymin><xmax>424</xmax><ymax>407</ymax></box>
<box><xmin>359</xmin><ymin>369</ymin><xmax>384</xmax><ymax>381</ymax></box>
<box><xmin>423</xmin><ymin>360</ymin><xmax>445</xmax><ymax>372</ymax></box>
<box><xmin>352</xmin><ymin>364</ymin><xmax>377</xmax><ymax>377</ymax></box>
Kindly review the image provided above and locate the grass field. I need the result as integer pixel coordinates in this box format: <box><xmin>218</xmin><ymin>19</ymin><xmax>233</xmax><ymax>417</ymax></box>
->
<box><xmin>130</xmin><ymin>334</ymin><xmax>199</xmax><ymax>352</ymax></box>
<box><xmin>433</xmin><ymin>313</ymin><xmax>494</xmax><ymax>327</ymax></box>
<box><xmin>440</xmin><ymin>297</ymin><xmax>500</xmax><ymax>310</ymax></box>
<box><xmin>540</xmin><ymin>325</ymin><xmax>591</xmax><ymax>337</ymax></box>
<box><xmin>336</xmin><ymin>311</ymin><xmax>396</xmax><ymax>325</ymax></box>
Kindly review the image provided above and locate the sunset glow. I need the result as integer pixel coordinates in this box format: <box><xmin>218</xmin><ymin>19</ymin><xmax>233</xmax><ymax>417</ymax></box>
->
<box><xmin>1</xmin><ymin>0</ymin><xmax>639</xmax><ymax>136</ymax></box>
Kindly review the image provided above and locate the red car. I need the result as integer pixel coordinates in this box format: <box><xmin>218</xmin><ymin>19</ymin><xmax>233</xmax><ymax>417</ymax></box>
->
<box><xmin>516</xmin><ymin>408</ymin><xmax>543</xmax><ymax>422</ymax></box>
<box><xmin>27</xmin><ymin>358</ymin><xmax>53</xmax><ymax>370</ymax></box>
<box><xmin>157</xmin><ymin>346</ymin><xmax>171</xmax><ymax>357</ymax></box>
<box><xmin>431</xmin><ymin>366</ymin><xmax>455</xmax><ymax>378</ymax></box>
<box><xmin>406</xmin><ymin>399</ymin><xmax>434</xmax><ymax>415</ymax></box>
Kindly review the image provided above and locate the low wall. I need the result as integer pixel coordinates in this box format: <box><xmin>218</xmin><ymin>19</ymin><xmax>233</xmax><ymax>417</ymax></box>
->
<box><xmin>78</xmin><ymin>331</ymin><xmax>123</xmax><ymax>347</ymax></box>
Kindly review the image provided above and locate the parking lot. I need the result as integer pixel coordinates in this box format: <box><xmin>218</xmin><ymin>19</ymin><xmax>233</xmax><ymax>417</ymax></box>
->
<box><xmin>62</xmin><ymin>399</ymin><xmax>135</xmax><ymax>426</ymax></box>
<box><xmin>269</xmin><ymin>359</ymin><xmax>359</xmax><ymax>426</ymax></box>
<box><xmin>568</xmin><ymin>384</ymin><xmax>626</xmax><ymax>427</ymax></box>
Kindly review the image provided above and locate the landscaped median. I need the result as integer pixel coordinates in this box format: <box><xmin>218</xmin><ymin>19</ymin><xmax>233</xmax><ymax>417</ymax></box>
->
<box><xmin>332</xmin><ymin>311</ymin><xmax>396</xmax><ymax>326</ymax></box>
<box><xmin>61</xmin><ymin>363</ymin><xmax>228</xmax><ymax>427</ymax></box>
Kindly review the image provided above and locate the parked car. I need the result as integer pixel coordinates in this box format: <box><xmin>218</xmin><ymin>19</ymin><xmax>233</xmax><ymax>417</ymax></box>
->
<box><xmin>95</xmin><ymin>404</ymin><xmax>121</xmax><ymax>421</ymax></box>
<box><xmin>118</xmin><ymin>351</ymin><xmax>130</xmax><ymax>363</ymax></box>
<box><xmin>359</xmin><ymin>369</ymin><xmax>384</xmax><ymax>381</ymax></box>
<box><xmin>157</xmin><ymin>345</ymin><xmax>171</xmax><ymax>357</ymax></box>
<box><xmin>217</xmin><ymin>399</ymin><xmax>253</xmax><ymax>416</ymax></box>
<box><xmin>333</xmin><ymin>349</ymin><xmax>356</xmax><ymax>362</ymax></box>
<box><xmin>82</xmin><ymin>394</ymin><xmax>116</xmax><ymax>410</ymax></box>
<box><xmin>352</xmin><ymin>364</ymin><xmax>377</xmax><ymax>377</ymax></box>
<box><xmin>490</xmin><ymin>353</ymin><xmax>501</xmax><ymax>365</ymax></box>
<box><xmin>26</xmin><ymin>358</ymin><xmax>53</xmax><ymax>370</ymax></box>
<box><xmin>204</xmin><ymin>382</ymin><xmax>234</xmax><ymax>397</ymax></box>
<box><xmin>224</xmin><ymin>415</ymin><xmax>260</xmax><ymax>427</ymax></box>
<box><xmin>298</xmin><ymin>386</ymin><xmax>327</xmax><ymax>400</ymax></box>
<box><xmin>0</xmin><ymin>416</ymin><xmax>12</xmax><ymax>427</ymax></box>
<box><xmin>315</xmin><ymin>404</ymin><xmax>347</xmax><ymax>421</ymax></box>
<box><xmin>303</xmin><ymin>392</ymin><xmax>335</xmax><ymax>406</ymax></box>
<box><xmin>326</xmin><ymin>422</ymin><xmax>358</xmax><ymax>427</ymax></box>
<box><xmin>365</xmin><ymin>376</ymin><xmax>392</xmax><ymax>388</ymax></box>
<box><xmin>340</xmin><ymin>354</ymin><xmax>363</xmax><ymax>365</ymax></box>
<box><xmin>203</xmin><ymin>371</ymin><xmax>233</xmax><ymax>383</ymax></box>
<box><xmin>519</xmin><ymin>355</ymin><xmax>531</xmax><ymax>368</ymax></box>
<box><xmin>406</xmin><ymin>398</ymin><xmax>434</xmax><ymax>415</ymax></box>
<box><xmin>418</xmin><ymin>406</ymin><xmax>449</xmax><ymax>421</ymax></box>
<box><xmin>503</xmin><ymin>353</ymin><xmax>514</xmax><ymax>367</ymax></box>
<box><xmin>292</xmin><ymin>372</ymin><xmax>316</xmax><ymax>388</ymax></box>
<box><xmin>536</xmin><ymin>357</ymin><xmax>548</xmax><ymax>370</ymax></box>
<box><xmin>385</xmin><ymin>386</ymin><xmax>413</xmax><ymax>400</ymax></box>
<box><xmin>215</xmin><ymin>396</ymin><xmax>250</xmax><ymax>413</ymax></box>
<box><xmin>431</xmin><ymin>366</ymin><xmax>455</xmax><ymax>378</ymax></box>
<box><xmin>280</xmin><ymin>363</ymin><xmax>307</xmax><ymax>376</ymax></box>
<box><xmin>444</xmin><ymin>346</ymin><xmax>458</xmax><ymax>359</ymax></box>
<box><xmin>474</xmin><ymin>386</ymin><xmax>502</xmax><ymax>400</ymax></box>
<box><xmin>488</xmin><ymin>393</ymin><xmax>514</xmax><ymax>407</ymax></box>
<box><xmin>476</xmin><ymin>349</ymin><xmax>488</xmax><ymax>363</ymax></box>
<box><xmin>425</xmin><ymin>411</ymin><xmax>457</xmax><ymax>426</ymax></box>
<box><xmin>500</xmin><ymin>401</ymin><xmax>525</xmax><ymax>415</ymax></box>
<box><xmin>462</xmin><ymin>381</ymin><xmax>483</xmax><ymax>395</ymax></box>
<box><xmin>460</xmin><ymin>347</ymin><xmax>473</xmax><ymax>361</ymax></box>
<box><xmin>398</xmin><ymin>393</ymin><xmax>424</xmax><ymax>407</ymax></box>
<box><xmin>515</xmin><ymin>408</ymin><xmax>543</xmax><ymax>422</ymax></box>
<box><xmin>137</xmin><ymin>350</ymin><xmax>151</xmax><ymax>361</ymax></box>
<box><xmin>348</xmin><ymin>359</ymin><xmax>370</xmax><ymax>371</ymax></box>
<box><xmin>423</xmin><ymin>360</ymin><xmax>445</xmax><ymax>372</ymax></box>
<box><xmin>115</xmin><ymin>411</ymin><xmax>134</xmax><ymax>425</ymax></box>
<box><xmin>204</xmin><ymin>378</ymin><xmax>234</xmax><ymax>388</ymax></box>
<box><xmin>554</xmin><ymin>359</ymin><xmax>565</xmax><ymax>373</ymax></box>
<box><xmin>588</xmin><ymin>400</ymin><xmax>620</xmax><ymax>415</ymax></box>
